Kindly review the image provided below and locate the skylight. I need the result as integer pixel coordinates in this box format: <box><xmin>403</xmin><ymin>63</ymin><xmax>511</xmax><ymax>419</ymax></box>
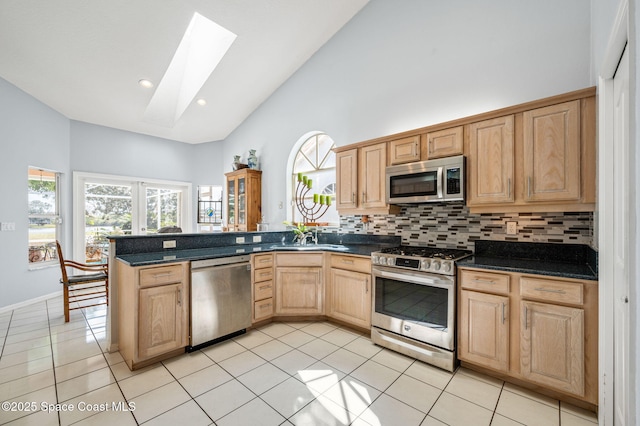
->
<box><xmin>143</xmin><ymin>12</ymin><xmax>236</xmax><ymax>127</ymax></box>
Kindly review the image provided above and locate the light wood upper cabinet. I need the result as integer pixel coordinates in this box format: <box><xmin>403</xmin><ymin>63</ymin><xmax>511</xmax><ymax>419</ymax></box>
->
<box><xmin>466</xmin><ymin>116</ymin><xmax>515</xmax><ymax>205</ymax></box>
<box><xmin>389</xmin><ymin>135</ymin><xmax>420</xmax><ymax>165</ymax></box>
<box><xmin>425</xmin><ymin>126</ymin><xmax>463</xmax><ymax>159</ymax></box>
<box><xmin>335</xmin><ymin>149</ymin><xmax>358</xmax><ymax>210</ymax></box>
<box><xmin>523</xmin><ymin>100</ymin><xmax>581</xmax><ymax>202</ymax></box>
<box><xmin>521</xmin><ymin>300</ymin><xmax>584</xmax><ymax>396</ymax></box>
<box><xmin>225</xmin><ymin>168</ymin><xmax>262</xmax><ymax>232</ymax></box>
<box><xmin>359</xmin><ymin>143</ymin><xmax>387</xmax><ymax>209</ymax></box>
<box><xmin>459</xmin><ymin>289</ymin><xmax>509</xmax><ymax>372</ymax></box>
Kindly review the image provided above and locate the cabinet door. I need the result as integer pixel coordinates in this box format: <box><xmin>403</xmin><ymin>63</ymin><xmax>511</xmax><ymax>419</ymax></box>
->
<box><xmin>521</xmin><ymin>301</ymin><xmax>584</xmax><ymax>396</ymax></box>
<box><xmin>227</xmin><ymin>177</ymin><xmax>236</xmax><ymax>229</ymax></box>
<box><xmin>359</xmin><ymin>143</ymin><xmax>387</xmax><ymax>209</ymax></box>
<box><xmin>467</xmin><ymin>116</ymin><xmax>515</xmax><ymax>205</ymax></box>
<box><xmin>138</xmin><ymin>283</ymin><xmax>186</xmax><ymax>360</ymax></box>
<box><xmin>425</xmin><ymin>126</ymin><xmax>463</xmax><ymax>159</ymax></box>
<box><xmin>523</xmin><ymin>100</ymin><xmax>580</xmax><ymax>202</ymax></box>
<box><xmin>459</xmin><ymin>290</ymin><xmax>509</xmax><ymax>372</ymax></box>
<box><xmin>329</xmin><ymin>268</ymin><xmax>371</xmax><ymax>329</ymax></box>
<box><xmin>336</xmin><ymin>149</ymin><xmax>358</xmax><ymax>210</ymax></box>
<box><xmin>275</xmin><ymin>267</ymin><xmax>323</xmax><ymax>315</ymax></box>
<box><xmin>389</xmin><ymin>135</ymin><xmax>420</xmax><ymax>165</ymax></box>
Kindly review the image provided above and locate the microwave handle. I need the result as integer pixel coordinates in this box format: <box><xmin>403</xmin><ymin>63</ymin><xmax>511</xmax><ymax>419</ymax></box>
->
<box><xmin>437</xmin><ymin>166</ymin><xmax>444</xmax><ymax>199</ymax></box>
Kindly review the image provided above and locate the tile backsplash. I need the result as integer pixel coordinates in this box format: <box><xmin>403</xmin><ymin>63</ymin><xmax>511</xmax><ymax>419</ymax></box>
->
<box><xmin>335</xmin><ymin>203</ymin><xmax>593</xmax><ymax>251</ymax></box>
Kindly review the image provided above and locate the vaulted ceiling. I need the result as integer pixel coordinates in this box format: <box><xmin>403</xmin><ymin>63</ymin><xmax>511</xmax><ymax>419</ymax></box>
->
<box><xmin>0</xmin><ymin>0</ymin><xmax>369</xmax><ymax>143</ymax></box>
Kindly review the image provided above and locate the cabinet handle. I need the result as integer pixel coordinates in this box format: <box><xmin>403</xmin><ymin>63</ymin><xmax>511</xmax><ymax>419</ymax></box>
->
<box><xmin>259</xmin><ymin>302</ymin><xmax>271</xmax><ymax>308</ymax></box>
<box><xmin>413</xmin><ymin>141</ymin><xmax>418</xmax><ymax>156</ymax></box>
<box><xmin>259</xmin><ymin>285</ymin><xmax>271</xmax><ymax>290</ymax></box>
<box><xmin>472</xmin><ymin>278</ymin><xmax>496</xmax><ymax>285</ymax></box>
<box><xmin>507</xmin><ymin>178</ymin><xmax>511</xmax><ymax>198</ymax></box>
<box><xmin>352</xmin><ymin>192</ymin><xmax>356</xmax><ymax>203</ymax></box>
<box><xmin>534</xmin><ymin>287</ymin><xmax>566</xmax><ymax>294</ymax></box>
<box><xmin>501</xmin><ymin>303</ymin><xmax>506</xmax><ymax>324</ymax></box>
<box><xmin>177</xmin><ymin>289</ymin><xmax>182</xmax><ymax>306</ymax></box>
<box><xmin>524</xmin><ymin>306</ymin><xmax>528</xmax><ymax>329</ymax></box>
<box><xmin>527</xmin><ymin>176</ymin><xmax>532</xmax><ymax>198</ymax></box>
<box><xmin>153</xmin><ymin>272</ymin><xmax>173</xmax><ymax>278</ymax></box>
<box><xmin>366</xmin><ymin>278</ymin><xmax>369</xmax><ymax>294</ymax></box>
<box><xmin>362</xmin><ymin>191</ymin><xmax>366</xmax><ymax>203</ymax></box>
<box><xmin>341</xmin><ymin>259</ymin><xmax>354</xmax><ymax>265</ymax></box>
<box><xmin>259</xmin><ymin>258</ymin><xmax>271</xmax><ymax>263</ymax></box>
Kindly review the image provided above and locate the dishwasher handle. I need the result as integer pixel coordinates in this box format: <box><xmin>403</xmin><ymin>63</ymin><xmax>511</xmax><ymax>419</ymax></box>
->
<box><xmin>192</xmin><ymin>255</ymin><xmax>251</xmax><ymax>269</ymax></box>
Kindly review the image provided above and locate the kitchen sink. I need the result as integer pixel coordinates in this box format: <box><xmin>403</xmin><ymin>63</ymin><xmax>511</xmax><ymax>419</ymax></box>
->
<box><xmin>271</xmin><ymin>244</ymin><xmax>350</xmax><ymax>251</ymax></box>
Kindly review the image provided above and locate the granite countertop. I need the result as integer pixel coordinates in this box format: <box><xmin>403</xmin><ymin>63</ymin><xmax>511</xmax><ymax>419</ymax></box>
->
<box><xmin>116</xmin><ymin>242</ymin><xmax>393</xmax><ymax>267</ymax></box>
<box><xmin>457</xmin><ymin>240</ymin><xmax>598</xmax><ymax>281</ymax></box>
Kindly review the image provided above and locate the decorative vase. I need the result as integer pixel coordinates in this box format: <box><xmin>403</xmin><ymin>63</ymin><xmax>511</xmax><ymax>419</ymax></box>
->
<box><xmin>232</xmin><ymin>155</ymin><xmax>241</xmax><ymax>170</ymax></box>
<box><xmin>248</xmin><ymin>149</ymin><xmax>258</xmax><ymax>170</ymax></box>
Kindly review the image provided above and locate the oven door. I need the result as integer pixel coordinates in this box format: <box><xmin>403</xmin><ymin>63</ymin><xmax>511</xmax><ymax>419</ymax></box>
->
<box><xmin>372</xmin><ymin>266</ymin><xmax>455</xmax><ymax>350</ymax></box>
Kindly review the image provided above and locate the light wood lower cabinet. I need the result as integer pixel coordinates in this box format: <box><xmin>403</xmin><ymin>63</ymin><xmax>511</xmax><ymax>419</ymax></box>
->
<box><xmin>521</xmin><ymin>300</ymin><xmax>584</xmax><ymax>396</ymax></box>
<box><xmin>117</xmin><ymin>261</ymin><xmax>189</xmax><ymax>370</ymax></box>
<box><xmin>252</xmin><ymin>253</ymin><xmax>274</xmax><ymax>323</ymax></box>
<box><xmin>274</xmin><ymin>253</ymin><xmax>324</xmax><ymax>315</ymax></box>
<box><xmin>458</xmin><ymin>267</ymin><xmax>597</xmax><ymax>406</ymax></box>
<box><xmin>328</xmin><ymin>254</ymin><xmax>372</xmax><ymax>329</ymax></box>
<box><xmin>459</xmin><ymin>289</ymin><xmax>509</xmax><ymax>372</ymax></box>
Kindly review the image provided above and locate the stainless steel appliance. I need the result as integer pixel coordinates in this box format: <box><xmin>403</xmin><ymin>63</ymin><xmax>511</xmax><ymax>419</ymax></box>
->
<box><xmin>189</xmin><ymin>255</ymin><xmax>252</xmax><ymax>351</ymax></box>
<box><xmin>371</xmin><ymin>246</ymin><xmax>472</xmax><ymax>371</ymax></box>
<box><xmin>386</xmin><ymin>155</ymin><xmax>465</xmax><ymax>204</ymax></box>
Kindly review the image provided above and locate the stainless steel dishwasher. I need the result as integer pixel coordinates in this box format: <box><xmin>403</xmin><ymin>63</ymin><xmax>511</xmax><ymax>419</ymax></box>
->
<box><xmin>188</xmin><ymin>255</ymin><xmax>252</xmax><ymax>351</ymax></box>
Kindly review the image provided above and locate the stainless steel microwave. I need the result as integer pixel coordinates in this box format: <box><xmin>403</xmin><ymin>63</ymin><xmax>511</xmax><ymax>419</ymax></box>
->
<box><xmin>386</xmin><ymin>155</ymin><xmax>465</xmax><ymax>204</ymax></box>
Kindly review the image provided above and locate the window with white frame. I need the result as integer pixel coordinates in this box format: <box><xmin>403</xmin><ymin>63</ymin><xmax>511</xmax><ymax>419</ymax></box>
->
<box><xmin>28</xmin><ymin>167</ymin><xmax>61</xmax><ymax>268</ymax></box>
<box><xmin>290</xmin><ymin>133</ymin><xmax>338</xmax><ymax>225</ymax></box>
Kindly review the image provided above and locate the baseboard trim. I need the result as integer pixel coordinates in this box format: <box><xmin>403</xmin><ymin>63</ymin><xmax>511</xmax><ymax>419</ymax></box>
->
<box><xmin>0</xmin><ymin>291</ymin><xmax>62</xmax><ymax>314</ymax></box>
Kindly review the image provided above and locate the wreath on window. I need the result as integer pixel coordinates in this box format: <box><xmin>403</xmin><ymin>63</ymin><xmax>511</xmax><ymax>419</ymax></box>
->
<box><xmin>29</xmin><ymin>248</ymin><xmax>43</xmax><ymax>263</ymax></box>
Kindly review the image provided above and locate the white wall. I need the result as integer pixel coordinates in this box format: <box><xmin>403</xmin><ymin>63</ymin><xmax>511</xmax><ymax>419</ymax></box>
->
<box><xmin>0</xmin><ymin>78</ymin><xmax>71</xmax><ymax>307</ymax></box>
<box><xmin>222</xmin><ymin>0</ymin><xmax>592</xmax><ymax>229</ymax></box>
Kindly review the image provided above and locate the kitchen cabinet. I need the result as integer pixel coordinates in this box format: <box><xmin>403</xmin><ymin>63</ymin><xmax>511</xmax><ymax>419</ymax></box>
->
<box><xmin>274</xmin><ymin>253</ymin><xmax>324</xmax><ymax>315</ymax></box>
<box><xmin>465</xmin><ymin>95</ymin><xmax>595</xmax><ymax>213</ymax></box>
<box><xmin>523</xmin><ymin>100</ymin><xmax>581</xmax><ymax>202</ymax></box>
<box><xmin>389</xmin><ymin>135</ymin><xmax>420</xmax><ymax>165</ymax></box>
<box><xmin>424</xmin><ymin>126</ymin><xmax>463</xmax><ymax>159</ymax></box>
<box><xmin>117</xmin><ymin>261</ymin><xmax>189</xmax><ymax>370</ymax></box>
<box><xmin>252</xmin><ymin>253</ymin><xmax>274</xmax><ymax>323</ymax></box>
<box><xmin>457</xmin><ymin>266</ymin><xmax>598</xmax><ymax>407</ymax></box>
<box><xmin>225</xmin><ymin>168</ymin><xmax>261</xmax><ymax>232</ymax></box>
<box><xmin>328</xmin><ymin>254</ymin><xmax>372</xmax><ymax>329</ymax></box>
<box><xmin>335</xmin><ymin>143</ymin><xmax>400</xmax><ymax>215</ymax></box>
<box><xmin>459</xmin><ymin>270</ymin><xmax>510</xmax><ymax>372</ymax></box>
<box><xmin>466</xmin><ymin>115</ymin><xmax>515</xmax><ymax>205</ymax></box>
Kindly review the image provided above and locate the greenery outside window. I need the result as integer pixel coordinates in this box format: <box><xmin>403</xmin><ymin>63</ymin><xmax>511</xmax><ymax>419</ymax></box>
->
<box><xmin>28</xmin><ymin>167</ymin><xmax>61</xmax><ymax>268</ymax></box>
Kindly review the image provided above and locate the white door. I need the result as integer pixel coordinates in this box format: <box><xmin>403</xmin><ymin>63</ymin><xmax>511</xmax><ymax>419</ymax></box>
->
<box><xmin>612</xmin><ymin>44</ymin><xmax>630</xmax><ymax>425</ymax></box>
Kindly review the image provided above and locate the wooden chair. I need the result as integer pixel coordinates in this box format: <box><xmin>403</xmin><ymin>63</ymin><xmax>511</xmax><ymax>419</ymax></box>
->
<box><xmin>56</xmin><ymin>240</ymin><xmax>108</xmax><ymax>322</ymax></box>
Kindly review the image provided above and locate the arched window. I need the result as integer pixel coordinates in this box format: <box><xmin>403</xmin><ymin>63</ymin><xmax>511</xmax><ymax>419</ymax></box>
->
<box><xmin>289</xmin><ymin>132</ymin><xmax>338</xmax><ymax>225</ymax></box>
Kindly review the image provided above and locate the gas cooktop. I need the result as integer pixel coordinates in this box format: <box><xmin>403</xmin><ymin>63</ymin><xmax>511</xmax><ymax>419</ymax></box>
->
<box><xmin>371</xmin><ymin>245</ymin><xmax>472</xmax><ymax>275</ymax></box>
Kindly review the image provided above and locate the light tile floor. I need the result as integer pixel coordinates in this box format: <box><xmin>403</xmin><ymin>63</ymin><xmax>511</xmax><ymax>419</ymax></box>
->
<box><xmin>0</xmin><ymin>298</ymin><xmax>599</xmax><ymax>425</ymax></box>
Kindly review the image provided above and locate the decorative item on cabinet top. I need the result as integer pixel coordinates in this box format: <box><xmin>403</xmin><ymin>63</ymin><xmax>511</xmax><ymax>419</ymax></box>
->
<box><xmin>248</xmin><ymin>149</ymin><xmax>259</xmax><ymax>170</ymax></box>
<box><xmin>232</xmin><ymin>155</ymin><xmax>248</xmax><ymax>170</ymax></box>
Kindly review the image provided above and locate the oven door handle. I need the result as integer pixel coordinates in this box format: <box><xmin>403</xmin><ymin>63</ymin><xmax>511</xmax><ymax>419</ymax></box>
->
<box><xmin>373</xmin><ymin>268</ymin><xmax>453</xmax><ymax>289</ymax></box>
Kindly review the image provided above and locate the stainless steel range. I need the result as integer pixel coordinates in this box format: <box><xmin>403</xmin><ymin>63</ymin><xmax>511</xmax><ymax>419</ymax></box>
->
<box><xmin>370</xmin><ymin>246</ymin><xmax>472</xmax><ymax>371</ymax></box>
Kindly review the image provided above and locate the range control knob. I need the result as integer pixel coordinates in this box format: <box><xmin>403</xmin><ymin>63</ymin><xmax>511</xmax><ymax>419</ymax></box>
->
<box><xmin>372</xmin><ymin>255</ymin><xmax>379</xmax><ymax>264</ymax></box>
<box><xmin>421</xmin><ymin>260</ymin><xmax>431</xmax><ymax>270</ymax></box>
<box><xmin>432</xmin><ymin>260</ymin><xmax>441</xmax><ymax>271</ymax></box>
<box><xmin>443</xmin><ymin>262</ymin><xmax>452</xmax><ymax>273</ymax></box>
<box><xmin>387</xmin><ymin>257</ymin><xmax>395</xmax><ymax>266</ymax></box>
<box><xmin>379</xmin><ymin>257</ymin><xmax>386</xmax><ymax>265</ymax></box>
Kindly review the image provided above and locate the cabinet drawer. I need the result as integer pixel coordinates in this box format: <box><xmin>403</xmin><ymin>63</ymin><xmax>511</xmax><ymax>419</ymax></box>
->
<box><xmin>254</xmin><ymin>280</ymin><xmax>273</xmax><ymax>301</ymax></box>
<box><xmin>139</xmin><ymin>264</ymin><xmax>184</xmax><ymax>287</ymax></box>
<box><xmin>253</xmin><ymin>267</ymin><xmax>274</xmax><ymax>283</ymax></box>
<box><xmin>330</xmin><ymin>254</ymin><xmax>371</xmax><ymax>274</ymax></box>
<box><xmin>520</xmin><ymin>277</ymin><xmax>583</xmax><ymax>305</ymax></box>
<box><xmin>276</xmin><ymin>253</ymin><xmax>324</xmax><ymax>267</ymax></box>
<box><xmin>254</xmin><ymin>298</ymin><xmax>273</xmax><ymax>321</ymax></box>
<box><xmin>460</xmin><ymin>270</ymin><xmax>510</xmax><ymax>294</ymax></box>
<box><xmin>253</xmin><ymin>254</ymin><xmax>274</xmax><ymax>269</ymax></box>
